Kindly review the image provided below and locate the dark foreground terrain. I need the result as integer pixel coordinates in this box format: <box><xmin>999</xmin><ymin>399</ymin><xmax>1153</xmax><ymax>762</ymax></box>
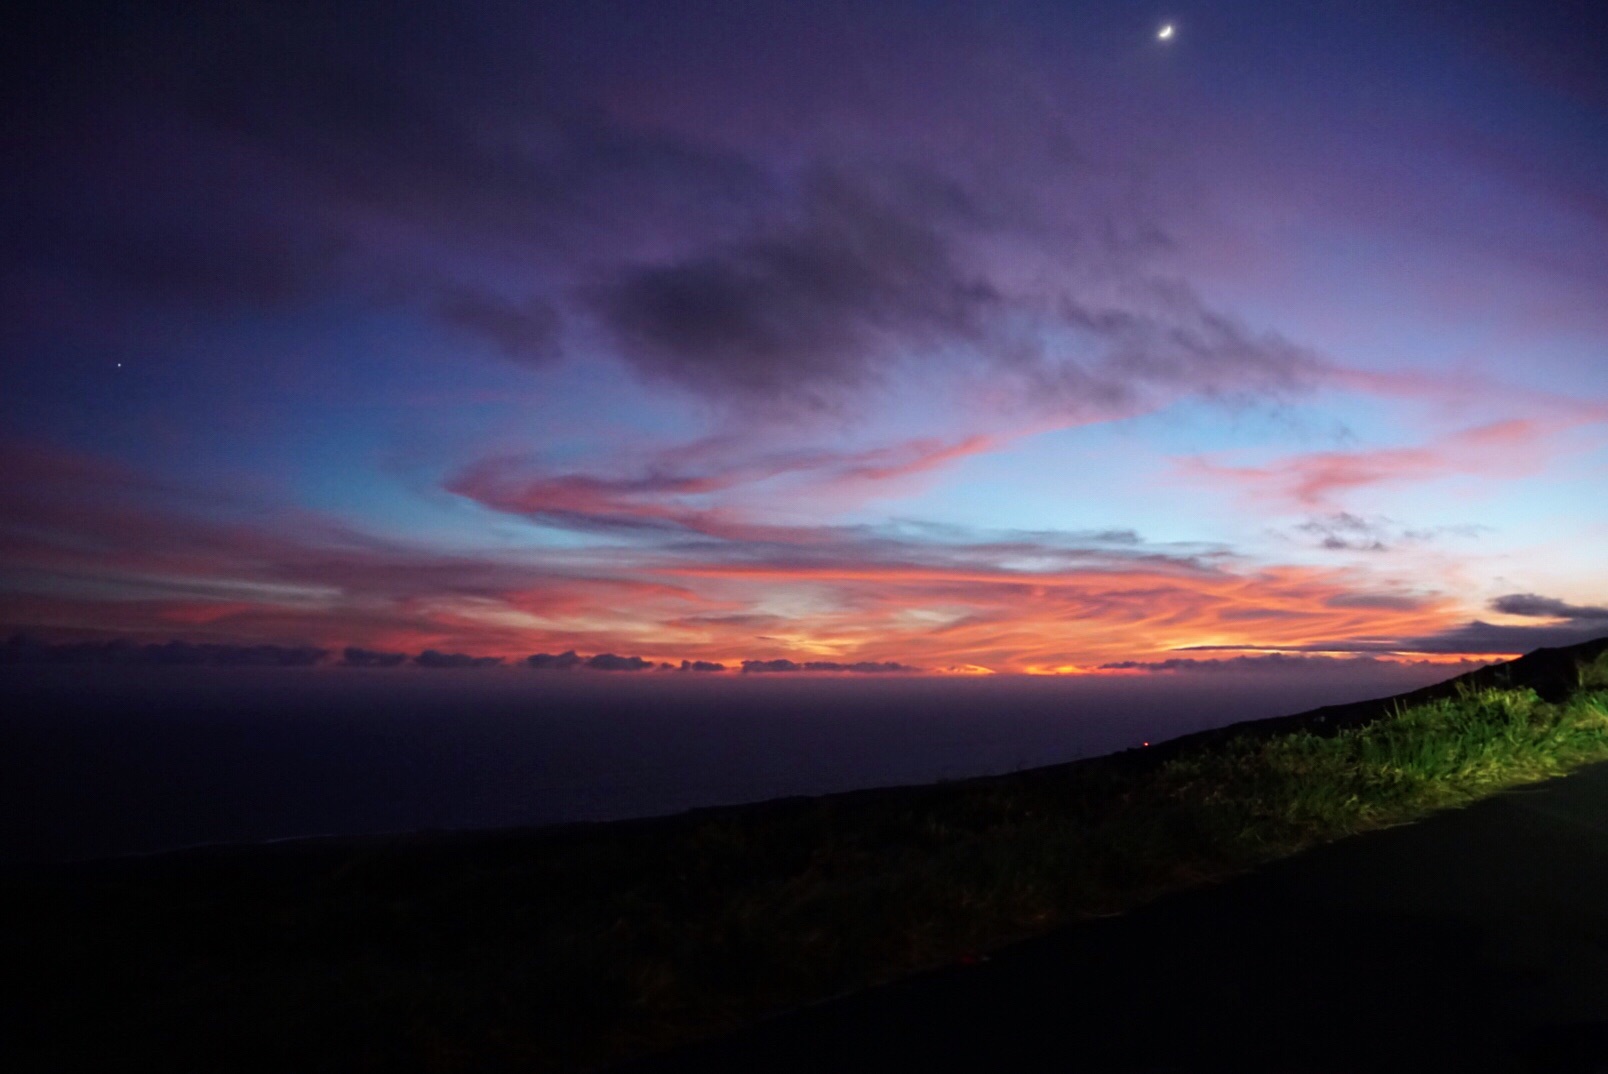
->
<box><xmin>624</xmin><ymin>757</ymin><xmax>1608</xmax><ymax>1073</ymax></box>
<box><xmin>4</xmin><ymin>638</ymin><xmax>1608</xmax><ymax>1072</ymax></box>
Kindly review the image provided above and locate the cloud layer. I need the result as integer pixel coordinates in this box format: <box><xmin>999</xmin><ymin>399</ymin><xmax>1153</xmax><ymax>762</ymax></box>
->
<box><xmin>3</xmin><ymin>3</ymin><xmax>1606</xmax><ymax>674</ymax></box>
<box><xmin>2</xmin><ymin>635</ymin><xmax>327</xmax><ymax>667</ymax></box>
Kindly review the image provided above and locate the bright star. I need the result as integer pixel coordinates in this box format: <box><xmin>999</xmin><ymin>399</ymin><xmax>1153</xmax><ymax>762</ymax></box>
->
<box><xmin>1158</xmin><ymin>23</ymin><xmax>1175</xmax><ymax>41</ymax></box>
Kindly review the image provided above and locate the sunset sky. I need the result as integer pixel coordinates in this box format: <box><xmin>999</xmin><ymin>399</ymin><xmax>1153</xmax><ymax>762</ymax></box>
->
<box><xmin>4</xmin><ymin>0</ymin><xmax>1606</xmax><ymax>673</ymax></box>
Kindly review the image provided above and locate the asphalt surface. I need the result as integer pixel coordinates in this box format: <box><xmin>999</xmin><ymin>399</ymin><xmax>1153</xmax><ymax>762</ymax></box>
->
<box><xmin>621</xmin><ymin>761</ymin><xmax>1608</xmax><ymax>1074</ymax></box>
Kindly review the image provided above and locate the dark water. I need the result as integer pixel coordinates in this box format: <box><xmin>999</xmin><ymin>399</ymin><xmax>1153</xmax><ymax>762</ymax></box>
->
<box><xmin>0</xmin><ymin>662</ymin><xmax>1454</xmax><ymax>863</ymax></box>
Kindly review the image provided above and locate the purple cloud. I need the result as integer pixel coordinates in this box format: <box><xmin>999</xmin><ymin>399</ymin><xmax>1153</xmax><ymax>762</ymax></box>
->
<box><xmin>1</xmin><ymin>634</ymin><xmax>327</xmax><ymax>667</ymax></box>
<box><xmin>586</xmin><ymin>653</ymin><xmax>653</xmax><ymax>671</ymax></box>
<box><xmin>1490</xmin><ymin>593</ymin><xmax>1608</xmax><ymax>621</ymax></box>
<box><xmin>342</xmin><ymin>646</ymin><xmax>409</xmax><ymax>668</ymax></box>
<box><xmin>414</xmin><ymin>649</ymin><xmax>504</xmax><ymax>669</ymax></box>
<box><xmin>526</xmin><ymin>650</ymin><xmax>585</xmax><ymax>670</ymax></box>
<box><xmin>740</xmin><ymin>659</ymin><xmax>917</xmax><ymax>674</ymax></box>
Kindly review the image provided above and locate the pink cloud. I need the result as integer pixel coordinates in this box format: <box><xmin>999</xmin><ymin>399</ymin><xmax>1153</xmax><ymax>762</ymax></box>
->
<box><xmin>1330</xmin><ymin>368</ymin><xmax>1608</xmax><ymax>425</ymax></box>
<box><xmin>445</xmin><ymin>433</ymin><xmax>1002</xmax><ymax>541</ymax></box>
<box><xmin>0</xmin><ymin>438</ymin><xmax>1543</xmax><ymax>670</ymax></box>
<box><xmin>1180</xmin><ymin>419</ymin><xmax>1592</xmax><ymax>510</ymax></box>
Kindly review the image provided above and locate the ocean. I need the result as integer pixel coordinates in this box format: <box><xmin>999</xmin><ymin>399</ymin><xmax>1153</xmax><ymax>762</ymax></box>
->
<box><xmin>0</xmin><ymin>661</ymin><xmax>1456</xmax><ymax>863</ymax></box>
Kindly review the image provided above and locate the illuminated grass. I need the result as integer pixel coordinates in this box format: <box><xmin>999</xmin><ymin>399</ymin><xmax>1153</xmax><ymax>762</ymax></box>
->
<box><xmin>9</xmin><ymin>650</ymin><xmax>1608</xmax><ymax>1071</ymax></box>
<box><xmin>1152</xmin><ymin>676</ymin><xmax>1608</xmax><ymax>857</ymax></box>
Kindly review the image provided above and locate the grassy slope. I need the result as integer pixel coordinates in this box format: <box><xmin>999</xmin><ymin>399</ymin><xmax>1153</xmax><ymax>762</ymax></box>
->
<box><xmin>5</xmin><ymin>640</ymin><xmax>1608</xmax><ymax>1072</ymax></box>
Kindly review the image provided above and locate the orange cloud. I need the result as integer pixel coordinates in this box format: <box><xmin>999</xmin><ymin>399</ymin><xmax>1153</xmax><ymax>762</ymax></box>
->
<box><xmin>0</xmin><ymin>438</ymin><xmax>1565</xmax><ymax>673</ymax></box>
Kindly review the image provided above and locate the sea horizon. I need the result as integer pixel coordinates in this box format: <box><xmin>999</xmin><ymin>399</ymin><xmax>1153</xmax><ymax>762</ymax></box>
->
<box><xmin>2</xmin><ymin>660</ymin><xmax>1467</xmax><ymax>865</ymax></box>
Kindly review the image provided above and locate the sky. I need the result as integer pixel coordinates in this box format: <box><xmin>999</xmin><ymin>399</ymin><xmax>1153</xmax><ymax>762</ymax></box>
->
<box><xmin>2</xmin><ymin>0</ymin><xmax>1606</xmax><ymax>675</ymax></box>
